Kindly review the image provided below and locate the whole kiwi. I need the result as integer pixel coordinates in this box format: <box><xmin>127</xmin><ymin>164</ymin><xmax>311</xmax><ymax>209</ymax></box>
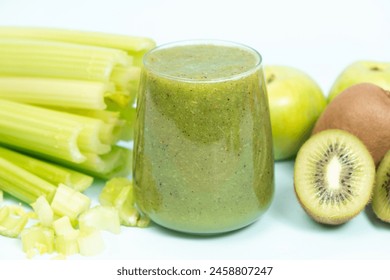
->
<box><xmin>312</xmin><ymin>83</ymin><xmax>390</xmax><ymax>165</ymax></box>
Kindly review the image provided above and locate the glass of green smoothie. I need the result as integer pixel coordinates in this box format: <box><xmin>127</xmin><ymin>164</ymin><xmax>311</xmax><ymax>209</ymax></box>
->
<box><xmin>133</xmin><ymin>40</ymin><xmax>274</xmax><ymax>234</ymax></box>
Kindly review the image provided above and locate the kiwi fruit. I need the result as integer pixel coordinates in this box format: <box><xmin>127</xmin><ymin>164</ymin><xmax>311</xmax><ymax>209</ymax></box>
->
<box><xmin>312</xmin><ymin>83</ymin><xmax>390</xmax><ymax>166</ymax></box>
<box><xmin>294</xmin><ymin>129</ymin><xmax>375</xmax><ymax>225</ymax></box>
<box><xmin>371</xmin><ymin>150</ymin><xmax>390</xmax><ymax>222</ymax></box>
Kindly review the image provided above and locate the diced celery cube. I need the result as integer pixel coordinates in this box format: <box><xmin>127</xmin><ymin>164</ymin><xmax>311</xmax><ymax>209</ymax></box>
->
<box><xmin>78</xmin><ymin>205</ymin><xmax>120</xmax><ymax>234</ymax></box>
<box><xmin>77</xmin><ymin>229</ymin><xmax>104</xmax><ymax>256</ymax></box>
<box><xmin>50</xmin><ymin>184</ymin><xmax>91</xmax><ymax>224</ymax></box>
<box><xmin>55</xmin><ymin>229</ymin><xmax>80</xmax><ymax>256</ymax></box>
<box><xmin>21</xmin><ymin>225</ymin><xmax>55</xmax><ymax>258</ymax></box>
<box><xmin>31</xmin><ymin>196</ymin><xmax>54</xmax><ymax>227</ymax></box>
<box><xmin>0</xmin><ymin>205</ymin><xmax>31</xmax><ymax>238</ymax></box>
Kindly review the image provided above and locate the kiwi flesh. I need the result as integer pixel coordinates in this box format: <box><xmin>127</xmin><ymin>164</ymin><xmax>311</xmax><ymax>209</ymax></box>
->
<box><xmin>372</xmin><ymin>150</ymin><xmax>390</xmax><ymax>222</ymax></box>
<box><xmin>294</xmin><ymin>129</ymin><xmax>375</xmax><ymax>225</ymax></box>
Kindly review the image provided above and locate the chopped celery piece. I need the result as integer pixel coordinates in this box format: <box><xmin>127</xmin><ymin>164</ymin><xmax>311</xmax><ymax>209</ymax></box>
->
<box><xmin>77</xmin><ymin>229</ymin><xmax>104</xmax><ymax>256</ymax></box>
<box><xmin>0</xmin><ymin>205</ymin><xmax>31</xmax><ymax>238</ymax></box>
<box><xmin>0</xmin><ymin>27</ymin><xmax>156</xmax><ymax>60</ymax></box>
<box><xmin>120</xmin><ymin>206</ymin><xmax>139</xmax><ymax>227</ymax></box>
<box><xmin>31</xmin><ymin>196</ymin><xmax>54</xmax><ymax>227</ymax></box>
<box><xmin>99</xmin><ymin>177</ymin><xmax>134</xmax><ymax>207</ymax></box>
<box><xmin>0</xmin><ymin>157</ymin><xmax>57</xmax><ymax>204</ymax></box>
<box><xmin>53</xmin><ymin>216</ymin><xmax>80</xmax><ymax>256</ymax></box>
<box><xmin>50</xmin><ymin>184</ymin><xmax>91</xmax><ymax>223</ymax></box>
<box><xmin>0</xmin><ymin>38</ymin><xmax>131</xmax><ymax>85</ymax></box>
<box><xmin>137</xmin><ymin>215</ymin><xmax>151</xmax><ymax>228</ymax></box>
<box><xmin>21</xmin><ymin>225</ymin><xmax>55</xmax><ymax>258</ymax></box>
<box><xmin>53</xmin><ymin>216</ymin><xmax>77</xmax><ymax>236</ymax></box>
<box><xmin>55</xmin><ymin>231</ymin><xmax>80</xmax><ymax>256</ymax></box>
<box><xmin>51</xmin><ymin>254</ymin><xmax>67</xmax><ymax>260</ymax></box>
<box><xmin>0</xmin><ymin>190</ymin><xmax>3</xmax><ymax>204</ymax></box>
<box><xmin>78</xmin><ymin>205</ymin><xmax>120</xmax><ymax>234</ymax></box>
<box><xmin>0</xmin><ymin>77</ymin><xmax>109</xmax><ymax>110</ymax></box>
<box><xmin>99</xmin><ymin>177</ymin><xmax>147</xmax><ymax>227</ymax></box>
<box><xmin>0</xmin><ymin>146</ymin><xmax>93</xmax><ymax>192</ymax></box>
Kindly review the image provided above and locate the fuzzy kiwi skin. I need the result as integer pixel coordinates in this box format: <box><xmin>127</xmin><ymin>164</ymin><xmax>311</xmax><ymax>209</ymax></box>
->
<box><xmin>312</xmin><ymin>83</ymin><xmax>390</xmax><ymax>166</ymax></box>
<box><xmin>372</xmin><ymin>150</ymin><xmax>390</xmax><ymax>222</ymax></box>
<box><xmin>294</xmin><ymin>129</ymin><xmax>376</xmax><ymax>225</ymax></box>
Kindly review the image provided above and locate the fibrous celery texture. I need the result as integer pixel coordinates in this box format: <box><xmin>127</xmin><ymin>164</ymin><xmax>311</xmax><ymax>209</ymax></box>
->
<box><xmin>0</xmin><ymin>156</ymin><xmax>57</xmax><ymax>204</ymax></box>
<box><xmin>21</xmin><ymin>225</ymin><xmax>55</xmax><ymax>258</ymax></box>
<box><xmin>0</xmin><ymin>205</ymin><xmax>32</xmax><ymax>238</ymax></box>
<box><xmin>51</xmin><ymin>184</ymin><xmax>91</xmax><ymax>224</ymax></box>
<box><xmin>0</xmin><ymin>27</ymin><xmax>156</xmax><ymax>66</ymax></box>
<box><xmin>0</xmin><ymin>146</ymin><xmax>93</xmax><ymax>192</ymax></box>
<box><xmin>0</xmin><ymin>27</ymin><xmax>155</xmax><ymax>179</ymax></box>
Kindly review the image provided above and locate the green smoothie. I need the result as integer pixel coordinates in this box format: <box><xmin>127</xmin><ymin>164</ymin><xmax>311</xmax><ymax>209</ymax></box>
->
<box><xmin>133</xmin><ymin>41</ymin><xmax>274</xmax><ymax>234</ymax></box>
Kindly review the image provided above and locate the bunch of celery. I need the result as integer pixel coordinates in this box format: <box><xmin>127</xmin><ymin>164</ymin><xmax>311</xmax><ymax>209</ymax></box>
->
<box><xmin>0</xmin><ymin>27</ymin><xmax>155</xmax><ymax>182</ymax></box>
<box><xmin>0</xmin><ymin>27</ymin><xmax>154</xmax><ymax>258</ymax></box>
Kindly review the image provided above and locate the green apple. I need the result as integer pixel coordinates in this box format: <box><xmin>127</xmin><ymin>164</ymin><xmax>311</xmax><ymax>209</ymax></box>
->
<box><xmin>328</xmin><ymin>61</ymin><xmax>390</xmax><ymax>102</ymax></box>
<box><xmin>265</xmin><ymin>65</ymin><xmax>326</xmax><ymax>161</ymax></box>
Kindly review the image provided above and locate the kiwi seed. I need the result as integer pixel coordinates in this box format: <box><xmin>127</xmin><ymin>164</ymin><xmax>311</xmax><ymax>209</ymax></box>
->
<box><xmin>371</xmin><ymin>150</ymin><xmax>390</xmax><ymax>222</ymax></box>
<box><xmin>294</xmin><ymin>129</ymin><xmax>375</xmax><ymax>225</ymax></box>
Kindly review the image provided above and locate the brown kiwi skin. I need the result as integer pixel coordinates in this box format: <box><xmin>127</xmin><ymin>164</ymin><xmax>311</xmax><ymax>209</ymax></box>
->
<box><xmin>312</xmin><ymin>83</ymin><xmax>390</xmax><ymax>166</ymax></box>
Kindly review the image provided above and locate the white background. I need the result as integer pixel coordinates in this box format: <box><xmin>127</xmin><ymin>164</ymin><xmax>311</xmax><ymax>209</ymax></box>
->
<box><xmin>0</xmin><ymin>0</ymin><xmax>390</xmax><ymax>261</ymax></box>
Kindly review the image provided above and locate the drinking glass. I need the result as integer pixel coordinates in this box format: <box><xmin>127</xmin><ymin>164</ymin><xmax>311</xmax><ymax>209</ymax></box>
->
<box><xmin>133</xmin><ymin>40</ymin><xmax>274</xmax><ymax>234</ymax></box>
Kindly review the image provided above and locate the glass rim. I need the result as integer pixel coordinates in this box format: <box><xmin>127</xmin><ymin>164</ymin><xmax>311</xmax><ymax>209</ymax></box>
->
<box><xmin>142</xmin><ymin>39</ymin><xmax>263</xmax><ymax>83</ymax></box>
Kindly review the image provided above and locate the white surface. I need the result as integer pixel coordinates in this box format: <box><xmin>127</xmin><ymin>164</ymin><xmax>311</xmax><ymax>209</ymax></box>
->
<box><xmin>0</xmin><ymin>0</ymin><xmax>390</xmax><ymax>260</ymax></box>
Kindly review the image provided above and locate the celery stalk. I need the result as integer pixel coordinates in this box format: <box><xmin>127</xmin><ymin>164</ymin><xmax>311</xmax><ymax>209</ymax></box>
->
<box><xmin>106</xmin><ymin>99</ymin><xmax>137</xmax><ymax>141</ymax></box>
<box><xmin>0</xmin><ymin>158</ymin><xmax>57</xmax><ymax>204</ymax></box>
<box><xmin>55</xmin><ymin>146</ymin><xmax>132</xmax><ymax>179</ymax></box>
<box><xmin>53</xmin><ymin>108</ymin><xmax>125</xmax><ymax>146</ymax></box>
<box><xmin>111</xmin><ymin>65</ymin><xmax>141</xmax><ymax>90</ymax></box>
<box><xmin>0</xmin><ymin>77</ymin><xmax>110</xmax><ymax>110</ymax></box>
<box><xmin>0</xmin><ymin>38</ymin><xmax>131</xmax><ymax>84</ymax></box>
<box><xmin>0</xmin><ymin>26</ymin><xmax>156</xmax><ymax>59</ymax></box>
<box><xmin>77</xmin><ymin>146</ymin><xmax>132</xmax><ymax>179</ymax></box>
<box><xmin>0</xmin><ymin>99</ymin><xmax>119</xmax><ymax>162</ymax></box>
<box><xmin>68</xmin><ymin>113</ymin><xmax>111</xmax><ymax>155</ymax></box>
<box><xmin>0</xmin><ymin>146</ymin><xmax>93</xmax><ymax>192</ymax></box>
<box><xmin>72</xmin><ymin>110</ymin><xmax>125</xmax><ymax>145</ymax></box>
<box><xmin>0</xmin><ymin>99</ymin><xmax>85</xmax><ymax>163</ymax></box>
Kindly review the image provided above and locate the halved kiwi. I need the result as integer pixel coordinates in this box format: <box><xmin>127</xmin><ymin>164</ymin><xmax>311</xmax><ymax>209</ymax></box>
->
<box><xmin>294</xmin><ymin>129</ymin><xmax>375</xmax><ymax>225</ymax></box>
<box><xmin>372</xmin><ymin>150</ymin><xmax>390</xmax><ymax>222</ymax></box>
